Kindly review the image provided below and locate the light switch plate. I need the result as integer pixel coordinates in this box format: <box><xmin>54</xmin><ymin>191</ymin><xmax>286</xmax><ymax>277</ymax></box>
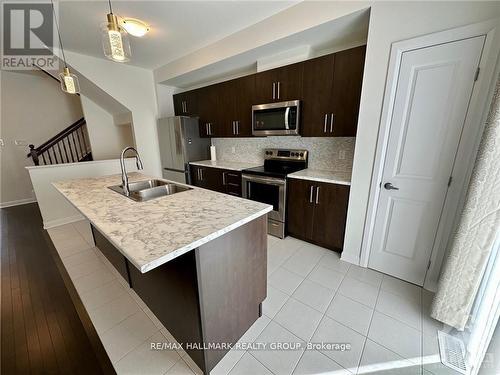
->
<box><xmin>339</xmin><ymin>150</ymin><xmax>346</xmax><ymax>160</ymax></box>
<box><xmin>15</xmin><ymin>140</ymin><xmax>28</xmax><ymax>146</ymax></box>
<box><xmin>0</xmin><ymin>138</ymin><xmax>4</xmax><ymax>147</ymax></box>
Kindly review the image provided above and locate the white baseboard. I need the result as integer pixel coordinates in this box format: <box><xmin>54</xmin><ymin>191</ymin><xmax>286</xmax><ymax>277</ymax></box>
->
<box><xmin>0</xmin><ymin>197</ymin><xmax>37</xmax><ymax>208</ymax></box>
<box><xmin>43</xmin><ymin>214</ymin><xmax>84</xmax><ymax>229</ymax></box>
<box><xmin>340</xmin><ymin>252</ymin><xmax>360</xmax><ymax>266</ymax></box>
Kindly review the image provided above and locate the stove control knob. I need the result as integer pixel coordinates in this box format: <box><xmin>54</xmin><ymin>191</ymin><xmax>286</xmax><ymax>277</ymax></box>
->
<box><xmin>300</xmin><ymin>152</ymin><xmax>304</xmax><ymax>157</ymax></box>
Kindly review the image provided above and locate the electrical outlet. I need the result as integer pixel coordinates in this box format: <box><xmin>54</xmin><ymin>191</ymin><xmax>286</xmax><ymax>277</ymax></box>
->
<box><xmin>15</xmin><ymin>140</ymin><xmax>28</xmax><ymax>146</ymax></box>
<box><xmin>339</xmin><ymin>150</ymin><xmax>346</xmax><ymax>160</ymax></box>
<box><xmin>0</xmin><ymin>138</ymin><xmax>4</xmax><ymax>147</ymax></box>
<box><xmin>231</xmin><ymin>146</ymin><xmax>236</xmax><ymax>154</ymax></box>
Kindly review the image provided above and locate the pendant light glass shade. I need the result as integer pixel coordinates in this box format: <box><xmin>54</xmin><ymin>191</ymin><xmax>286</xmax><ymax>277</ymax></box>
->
<box><xmin>59</xmin><ymin>67</ymin><xmax>80</xmax><ymax>94</ymax></box>
<box><xmin>101</xmin><ymin>13</ymin><xmax>131</xmax><ymax>62</ymax></box>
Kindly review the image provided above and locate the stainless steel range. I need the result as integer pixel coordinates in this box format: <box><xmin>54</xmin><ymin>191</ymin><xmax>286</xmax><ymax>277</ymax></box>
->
<box><xmin>242</xmin><ymin>149</ymin><xmax>308</xmax><ymax>238</ymax></box>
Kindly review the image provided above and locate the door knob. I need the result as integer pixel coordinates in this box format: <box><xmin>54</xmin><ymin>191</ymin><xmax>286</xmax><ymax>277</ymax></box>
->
<box><xmin>384</xmin><ymin>182</ymin><xmax>399</xmax><ymax>190</ymax></box>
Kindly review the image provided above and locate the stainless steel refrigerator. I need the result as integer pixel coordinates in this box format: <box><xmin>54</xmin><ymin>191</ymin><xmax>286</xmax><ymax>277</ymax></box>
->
<box><xmin>157</xmin><ymin>116</ymin><xmax>210</xmax><ymax>184</ymax></box>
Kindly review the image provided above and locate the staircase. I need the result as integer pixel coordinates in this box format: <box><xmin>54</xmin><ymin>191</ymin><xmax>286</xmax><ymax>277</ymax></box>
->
<box><xmin>27</xmin><ymin>117</ymin><xmax>93</xmax><ymax>166</ymax></box>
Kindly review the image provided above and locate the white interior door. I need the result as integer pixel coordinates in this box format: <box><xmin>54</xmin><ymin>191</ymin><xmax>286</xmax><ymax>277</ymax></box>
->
<box><xmin>368</xmin><ymin>36</ymin><xmax>485</xmax><ymax>285</ymax></box>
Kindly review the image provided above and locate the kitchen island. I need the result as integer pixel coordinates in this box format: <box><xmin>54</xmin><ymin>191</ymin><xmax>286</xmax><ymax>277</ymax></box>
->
<box><xmin>53</xmin><ymin>172</ymin><xmax>272</xmax><ymax>374</ymax></box>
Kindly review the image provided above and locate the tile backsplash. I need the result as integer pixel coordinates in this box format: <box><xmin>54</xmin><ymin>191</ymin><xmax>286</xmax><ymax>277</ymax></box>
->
<box><xmin>211</xmin><ymin>137</ymin><xmax>355</xmax><ymax>172</ymax></box>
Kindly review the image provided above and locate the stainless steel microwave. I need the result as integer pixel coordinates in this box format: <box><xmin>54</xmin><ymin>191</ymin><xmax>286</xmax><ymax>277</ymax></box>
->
<box><xmin>252</xmin><ymin>100</ymin><xmax>300</xmax><ymax>136</ymax></box>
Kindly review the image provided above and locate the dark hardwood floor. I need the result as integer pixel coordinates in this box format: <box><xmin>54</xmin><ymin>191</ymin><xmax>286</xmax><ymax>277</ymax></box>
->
<box><xmin>1</xmin><ymin>203</ymin><xmax>115</xmax><ymax>374</ymax></box>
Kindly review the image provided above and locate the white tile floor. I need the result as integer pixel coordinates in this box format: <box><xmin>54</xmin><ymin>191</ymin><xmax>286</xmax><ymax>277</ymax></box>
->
<box><xmin>47</xmin><ymin>220</ymin><xmax>458</xmax><ymax>375</ymax></box>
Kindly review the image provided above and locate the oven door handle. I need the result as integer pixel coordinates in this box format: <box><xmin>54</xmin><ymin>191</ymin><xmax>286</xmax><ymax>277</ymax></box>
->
<box><xmin>242</xmin><ymin>174</ymin><xmax>286</xmax><ymax>186</ymax></box>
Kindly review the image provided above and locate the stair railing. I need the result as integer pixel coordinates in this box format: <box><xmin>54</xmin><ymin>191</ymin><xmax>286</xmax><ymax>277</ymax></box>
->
<box><xmin>27</xmin><ymin>117</ymin><xmax>92</xmax><ymax>166</ymax></box>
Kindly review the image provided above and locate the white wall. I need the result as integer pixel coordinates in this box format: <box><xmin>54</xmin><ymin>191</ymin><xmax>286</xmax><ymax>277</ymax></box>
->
<box><xmin>0</xmin><ymin>70</ymin><xmax>84</xmax><ymax>207</ymax></box>
<box><xmin>27</xmin><ymin>158</ymin><xmax>138</xmax><ymax>228</ymax></box>
<box><xmin>80</xmin><ymin>96</ymin><xmax>135</xmax><ymax>160</ymax></box>
<box><xmin>342</xmin><ymin>2</ymin><xmax>500</xmax><ymax>268</ymax></box>
<box><xmin>63</xmin><ymin>51</ymin><xmax>161</xmax><ymax>177</ymax></box>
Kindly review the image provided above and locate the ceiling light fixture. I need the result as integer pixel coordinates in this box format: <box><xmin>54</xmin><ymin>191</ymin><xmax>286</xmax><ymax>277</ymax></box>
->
<box><xmin>121</xmin><ymin>18</ymin><xmax>150</xmax><ymax>37</ymax></box>
<box><xmin>51</xmin><ymin>0</ymin><xmax>80</xmax><ymax>95</ymax></box>
<box><xmin>101</xmin><ymin>0</ymin><xmax>131</xmax><ymax>62</ymax></box>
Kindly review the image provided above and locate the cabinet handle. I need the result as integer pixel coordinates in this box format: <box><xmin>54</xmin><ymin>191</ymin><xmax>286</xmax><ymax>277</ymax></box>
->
<box><xmin>223</xmin><ymin>172</ymin><xmax>226</xmax><ymax>185</ymax></box>
<box><xmin>309</xmin><ymin>186</ymin><xmax>314</xmax><ymax>203</ymax></box>
<box><xmin>324</xmin><ymin>114</ymin><xmax>328</xmax><ymax>133</ymax></box>
<box><xmin>208</xmin><ymin>123</ymin><xmax>212</xmax><ymax>135</ymax></box>
<box><xmin>236</xmin><ymin>121</ymin><xmax>239</xmax><ymax>135</ymax></box>
<box><xmin>272</xmin><ymin>82</ymin><xmax>276</xmax><ymax>100</ymax></box>
<box><xmin>315</xmin><ymin>186</ymin><xmax>320</xmax><ymax>204</ymax></box>
<box><xmin>232</xmin><ymin>121</ymin><xmax>235</xmax><ymax>135</ymax></box>
<box><xmin>277</xmin><ymin>81</ymin><xmax>280</xmax><ymax>99</ymax></box>
<box><xmin>330</xmin><ymin>114</ymin><xmax>334</xmax><ymax>133</ymax></box>
<box><xmin>200</xmin><ymin>169</ymin><xmax>203</xmax><ymax>180</ymax></box>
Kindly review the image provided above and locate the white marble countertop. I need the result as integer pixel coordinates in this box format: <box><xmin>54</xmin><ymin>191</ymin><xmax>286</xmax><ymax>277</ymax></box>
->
<box><xmin>288</xmin><ymin>169</ymin><xmax>352</xmax><ymax>186</ymax></box>
<box><xmin>53</xmin><ymin>173</ymin><xmax>272</xmax><ymax>273</ymax></box>
<box><xmin>189</xmin><ymin>160</ymin><xmax>261</xmax><ymax>171</ymax></box>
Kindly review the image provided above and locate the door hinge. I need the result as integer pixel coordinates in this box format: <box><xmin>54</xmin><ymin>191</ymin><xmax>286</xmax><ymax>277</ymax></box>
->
<box><xmin>427</xmin><ymin>260</ymin><xmax>432</xmax><ymax>270</ymax></box>
<box><xmin>447</xmin><ymin>176</ymin><xmax>453</xmax><ymax>187</ymax></box>
<box><xmin>474</xmin><ymin>67</ymin><xmax>480</xmax><ymax>82</ymax></box>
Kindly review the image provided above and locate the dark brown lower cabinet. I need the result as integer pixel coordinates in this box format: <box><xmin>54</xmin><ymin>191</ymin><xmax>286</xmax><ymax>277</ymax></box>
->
<box><xmin>90</xmin><ymin>216</ymin><xmax>267</xmax><ymax>374</ymax></box>
<box><xmin>190</xmin><ymin>165</ymin><xmax>242</xmax><ymax>197</ymax></box>
<box><xmin>286</xmin><ymin>178</ymin><xmax>350</xmax><ymax>252</ymax></box>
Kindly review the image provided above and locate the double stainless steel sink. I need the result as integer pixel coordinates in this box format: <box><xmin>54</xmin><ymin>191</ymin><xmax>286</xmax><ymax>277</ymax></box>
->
<box><xmin>108</xmin><ymin>179</ymin><xmax>192</xmax><ymax>202</ymax></box>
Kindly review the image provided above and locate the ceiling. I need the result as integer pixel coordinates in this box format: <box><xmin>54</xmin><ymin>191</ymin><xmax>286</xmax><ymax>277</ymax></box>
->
<box><xmin>163</xmin><ymin>8</ymin><xmax>370</xmax><ymax>88</ymax></box>
<box><xmin>59</xmin><ymin>1</ymin><xmax>297</xmax><ymax>69</ymax></box>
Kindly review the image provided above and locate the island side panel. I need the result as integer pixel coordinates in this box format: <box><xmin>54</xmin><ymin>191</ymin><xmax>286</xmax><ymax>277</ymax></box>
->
<box><xmin>127</xmin><ymin>251</ymin><xmax>207</xmax><ymax>372</ymax></box>
<box><xmin>195</xmin><ymin>215</ymin><xmax>267</xmax><ymax>372</ymax></box>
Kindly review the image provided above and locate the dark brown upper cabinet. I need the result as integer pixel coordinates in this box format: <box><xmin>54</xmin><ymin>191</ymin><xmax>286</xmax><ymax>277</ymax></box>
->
<box><xmin>330</xmin><ymin>46</ymin><xmax>366</xmax><ymax>137</ymax></box>
<box><xmin>198</xmin><ymin>85</ymin><xmax>225</xmax><ymax>138</ymax></box>
<box><xmin>253</xmin><ymin>63</ymin><xmax>303</xmax><ymax>104</ymax></box>
<box><xmin>173</xmin><ymin>90</ymin><xmax>198</xmax><ymax>117</ymax></box>
<box><xmin>173</xmin><ymin>45</ymin><xmax>365</xmax><ymax>139</ymax></box>
<box><xmin>301</xmin><ymin>46</ymin><xmax>365</xmax><ymax>137</ymax></box>
<box><xmin>216</xmin><ymin>76</ymin><xmax>254</xmax><ymax>137</ymax></box>
<box><xmin>301</xmin><ymin>54</ymin><xmax>336</xmax><ymax>137</ymax></box>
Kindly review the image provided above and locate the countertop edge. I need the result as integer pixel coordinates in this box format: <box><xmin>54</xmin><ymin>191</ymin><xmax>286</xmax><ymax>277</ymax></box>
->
<box><xmin>52</xmin><ymin>182</ymin><xmax>272</xmax><ymax>273</ymax></box>
<box><xmin>287</xmin><ymin>173</ymin><xmax>351</xmax><ymax>186</ymax></box>
<box><xmin>139</xmin><ymin>205</ymin><xmax>273</xmax><ymax>273</ymax></box>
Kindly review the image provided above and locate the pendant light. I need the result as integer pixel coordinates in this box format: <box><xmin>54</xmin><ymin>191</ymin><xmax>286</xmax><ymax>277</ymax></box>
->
<box><xmin>51</xmin><ymin>0</ymin><xmax>80</xmax><ymax>94</ymax></box>
<box><xmin>101</xmin><ymin>0</ymin><xmax>131</xmax><ymax>62</ymax></box>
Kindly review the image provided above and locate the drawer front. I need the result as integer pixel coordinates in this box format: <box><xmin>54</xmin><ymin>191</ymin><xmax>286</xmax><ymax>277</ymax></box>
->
<box><xmin>222</xmin><ymin>170</ymin><xmax>242</xmax><ymax>197</ymax></box>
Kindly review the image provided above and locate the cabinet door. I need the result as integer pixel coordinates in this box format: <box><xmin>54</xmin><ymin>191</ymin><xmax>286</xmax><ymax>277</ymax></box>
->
<box><xmin>301</xmin><ymin>54</ymin><xmax>335</xmax><ymax>137</ymax></box>
<box><xmin>232</xmin><ymin>75</ymin><xmax>254</xmax><ymax>137</ymax></box>
<box><xmin>173</xmin><ymin>91</ymin><xmax>198</xmax><ymax>116</ymax></box>
<box><xmin>198</xmin><ymin>86</ymin><xmax>222</xmax><ymax>138</ymax></box>
<box><xmin>203</xmin><ymin>167</ymin><xmax>225</xmax><ymax>193</ymax></box>
<box><xmin>286</xmin><ymin>178</ymin><xmax>314</xmax><ymax>240</ymax></box>
<box><xmin>254</xmin><ymin>69</ymin><xmax>278</xmax><ymax>104</ymax></box>
<box><xmin>275</xmin><ymin>62</ymin><xmax>303</xmax><ymax>102</ymax></box>
<box><xmin>331</xmin><ymin>46</ymin><xmax>366</xmax><ymax>136</ymax></box>
<box><xmin>217</xmin><ymin>81</ymin><xmax>238</xmax><ymax>137</ymax></box>
<box><xmin>311</xmin><ymin>182</ymin><xmax>350</xmax><ymax>252</ymax></box>
<box><xmin>190</xmin><ymin>165</ymin><xmax>205</xmax><ymax>188</ymax></box>
<box><xmin>173</xmin><ymin>93</ymin><xmax>184</xmax><ymax>116</ymax></box>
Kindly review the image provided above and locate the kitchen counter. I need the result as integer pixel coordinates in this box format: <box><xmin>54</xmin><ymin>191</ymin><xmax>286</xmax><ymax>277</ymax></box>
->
<box><xmin>53</xmin><ymin>172</ymin><xmax>272</xmax><ymax>273</ymax></box>
<box><xmin>189</xmin><ymin>159</ymin><xmax>261</xmax><ymax>171</ymax></box>
<box><xmin>288</xmin><ymin>168</ymin><xmax>352</xmax><ymax>186</ymax></box>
